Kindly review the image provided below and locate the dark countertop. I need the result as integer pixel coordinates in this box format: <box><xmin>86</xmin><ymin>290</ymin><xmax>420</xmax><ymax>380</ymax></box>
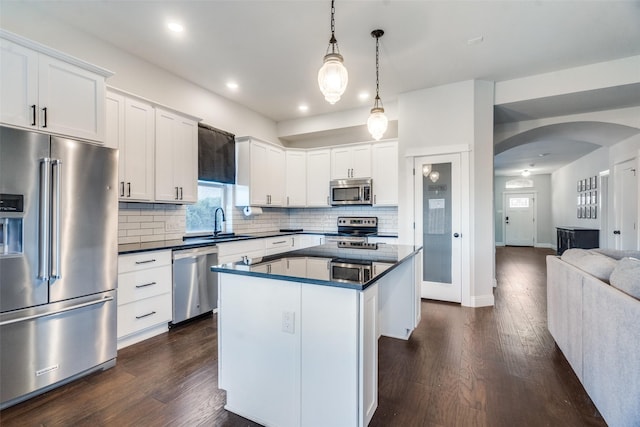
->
<box><xmin>210</xmin><ymin>243</ymin><xmax>422</xmax><ymax>291</ymax></box>
<box><xmin>118</xmin><ymin>231</ymin><xmax>399</xmax><ymax>254</ymax></box>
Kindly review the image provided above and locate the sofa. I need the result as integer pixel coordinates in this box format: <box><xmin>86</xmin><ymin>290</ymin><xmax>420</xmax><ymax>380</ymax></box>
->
<box><xmin>547</xmin><ymin>249</ymin><xmax>640</xmax><ymax>427</ymax></box>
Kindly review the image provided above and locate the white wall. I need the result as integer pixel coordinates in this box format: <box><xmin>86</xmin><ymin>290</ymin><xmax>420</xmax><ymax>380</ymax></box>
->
<box><xmin>494</xmin><ymin>175</ymin><xmax>553</xmax><ymax>247</ymax></box>
<box><xmin>398</xmin><ymin>80</ymin><xmax>495</xmax><ymax>308</ymax></box>
<box><xmin>551</xmin><ymin>147</ymin><xmax>610</xmax><ymax>246</ymax></box>
<box><xmin>0</xmin><ymin>9</ymin><xmax>279</xmax><ymax>143</ymax></box>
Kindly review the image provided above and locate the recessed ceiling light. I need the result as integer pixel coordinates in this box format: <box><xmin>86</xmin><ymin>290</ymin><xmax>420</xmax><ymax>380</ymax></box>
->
<box><xmin>298</xmin><ymin>104</ymin><xmax>309</xmax><ymax>112</ymax></box>
<box><xmin>226</xmin><ymin>82</ymin><xmax>239</xmax><ymax>90</ymax></box>
<box><xmin>521</xmin><ymin>170</ymin><xmax>531</xmax><ymax>177</ymax></box>
<box><xmin>467</xmin><ymin>35</ymin><xmax>484</xmax><ymax>45</ymax></box>
<box><xmin>358</xmin><ymin>92</ymin><xmax>370</xmax><ymax>101</ymax></box>
<box><xmin>167</xmin><ymin>22</ymin><xmax>184</xmax><ymax>33</ymax></box>
<box><xmin>538</xmin><ymin>153</ymin><xmax>550</xmax><ymax>157</ymax></box>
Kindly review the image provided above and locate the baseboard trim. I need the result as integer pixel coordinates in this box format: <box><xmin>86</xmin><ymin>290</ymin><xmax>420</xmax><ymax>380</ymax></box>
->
<box><xmin>495</xmin><ymin>242</ymin><xmax>505</xmax><ymax>247</ymax></box>
<box><xmin>464</xmin><ymin>294</ymin><xmax>495</xmax><ymax>308</ymax></box>
<box><xmin>535</xmin><ymin>243</ymin><xmax>555</xmax><ymax>249</ymax></box>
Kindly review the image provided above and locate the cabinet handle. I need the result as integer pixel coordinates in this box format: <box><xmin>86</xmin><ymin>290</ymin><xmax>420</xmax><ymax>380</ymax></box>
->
<box><xmin>180</xmin><ymin>187</ymin><xmax>183</xmax><ymax>200</ymax></box>
<box><xmin>31</xmin><ymin>105</ymin><xmax>37</xmax><ymax>126</ymax></box>
<box><xmin>287</xmin><ymin>196</ymin><xmax>289</xmax><ymax>206</ymax></box>
<box><xmin>272</xmin><ymin>240</ymin><xmax>287</xmax><ymax>245</ymax></box>
<box><xmin>327</xmin><ymin>196</ymin><xmax>330</xmax><ymax>205</ymax></box>
<box><xmin>175</xmin><ymin>187</ymin><xmax>179</xmax><ymax>200</ymax></box>
<box><xmin>135</xmin><ymin>259</ymin><xmax>156</xmax><ymax>265</ymax></box>
<box><xmin>42</xmin><ymin>107</ymin><xmax>48</xmax><ymax>128</ymax></box>
<box><xmin>120</xmin><ymin>182</ymin><xmax>125</xmax><ymax>197</ymax></box>
<box><xmin>127</xmin><ymin>182</ymin><xmax>131</xmax><ymax>197</ymax></box>
<box><xmin>135</xmin><ymin>311</ymin><xmax>156</xmax><ymax>320</ymax></box>
<box><xmin>135</xmin><ymin>281</ymin><xmax>157</xmax><ymax>288</ymax></box>
<box><xmin>374</xmin><ymin>195</ymin><xmax>377</xmax><ymax>204</ymax></box>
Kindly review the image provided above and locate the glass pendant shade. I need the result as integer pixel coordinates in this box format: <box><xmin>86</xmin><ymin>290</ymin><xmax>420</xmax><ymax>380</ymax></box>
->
<box><xmin>429</xmin><ymin>171</ymin><xmax>440</xmax><ymax>183</ymax></box>
<box><xmin>318</xmin><ymin>53</ymin><xmax>348</xmax><ymax>104</ymax></box>
<box><xmin>367</xmin><ymin>107</ymin><xmax>388</xmax><ymax>141</ymax></box>
<box><xmin>422</xmin><ymin>164</ymin><xmax>432</xmax><ymax>177</ymax></box>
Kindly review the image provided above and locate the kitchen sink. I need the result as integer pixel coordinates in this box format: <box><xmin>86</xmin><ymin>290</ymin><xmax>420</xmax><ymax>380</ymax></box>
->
<box><xmin>200</xmin><ymin>233</ymin><xmax>251</xmax><ymax>241</ymax></box>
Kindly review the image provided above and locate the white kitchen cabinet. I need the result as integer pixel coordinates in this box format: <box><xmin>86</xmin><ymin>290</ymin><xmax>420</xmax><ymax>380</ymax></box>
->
<box><xmin>106</xmin><ymin>89</ymin><xmax>155</xmax><ymax>201</ymax></box>
<box><xmin>264</xmin><ymin>236</ymin><xmax>294</xmax><ymax>256</ymax></box>
<box><xmin>285</xmin><ymin>150</ymin><xmax>306</xmax><ymax>207</ymax></box>
<box><xmin>292</xmin><ymin>234</ymin><xmax>323</xmax><ymax>250</ymax></box>
<box><xmin>236</xmin><ymin>137</ymin><xmax>285</xmax><ymax>207</ymax></box>
<box><xmin>331</xmin><ymin>144</ymin><xmax>371</xmax><ymax>180</ymax></box>
<box><xmin>372</xmin><ymin>140</ymin><xmax>398</xmax><ymax>206</ymax></box>
<box><xmin>305</xmin><ymin>257</ymin><xmax>331</xmax><ymax>280</ymax></box>
<box><xmin>117</xmin><ymin>250</ymin><xmax>172</xmax><ymax>349</ymax></box>
<box><xmin>154</xmin><ymin>107</ymin><xmax>198</xmax><ymax>203</ymax></box>
<box><xmin>0</xmin><ymin>32</ymin><xmax>111</xmax><ymax>142</ymax></box>
<box><xmin>217</xmin><ymin>239</ymin><xmax>265</xmax><ymax>264</ymax></box>
<box><xmin>306</xmin><ymin>148</ymin><xmax>331</xmax><ymax>207</ymax></box>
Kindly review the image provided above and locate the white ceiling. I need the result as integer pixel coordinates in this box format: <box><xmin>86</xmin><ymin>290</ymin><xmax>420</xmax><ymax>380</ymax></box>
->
<box><xmin>2</xmin><ymin>1</ymin><xmax>640</xmax><ymax>175</ymax></box>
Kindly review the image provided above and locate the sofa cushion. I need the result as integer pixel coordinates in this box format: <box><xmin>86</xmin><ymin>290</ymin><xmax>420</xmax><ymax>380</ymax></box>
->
<box><xmin>592</xmin><ymin>248</ymin><xmax>640</xmax><ymax>260</ymax></box>
<box><xmin>560</xmin><ymin>249</ymin><xmax>617</xmax><ymax>282</ymax></box>
<box><xmin>609</xmin><ymin>257</ymin><xmax>640</xmax><ymax>300</ymax></box>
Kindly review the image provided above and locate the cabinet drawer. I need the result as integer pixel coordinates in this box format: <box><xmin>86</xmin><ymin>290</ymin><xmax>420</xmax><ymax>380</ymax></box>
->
<box><xmin>119</xmin><ymin>250</ymin><xmax>171</xmax><ymax>273</ymax></box>
<box><xmin>217</xmin><ymin>239</ymin><xmax>265</xmax><ymax>258</ymax></box>
<box><xmin>118</xmin><ymin>265</ymin><xmax>172</xmax><ymax>305</ymax></box>
<box><xmin>264</xmin><ymin>236</ymin><xmax>294</xmax><ymax>255</ymax></box>
<box><xmin>117</xmin><ymin>293</ymin><xmax>171</xmax><ymax>338</ymax></box>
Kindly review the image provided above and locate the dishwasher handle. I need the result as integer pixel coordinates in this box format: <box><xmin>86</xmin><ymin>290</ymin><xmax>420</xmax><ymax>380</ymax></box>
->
<box><xmin>173</xmin><ymin>245</ymin><xmax>219</xmax><ymax>260</ymax></box>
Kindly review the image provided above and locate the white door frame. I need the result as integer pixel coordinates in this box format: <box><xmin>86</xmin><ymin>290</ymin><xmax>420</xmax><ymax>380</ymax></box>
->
<box><xmin>404</xmin><ymin>144</ymin><xmax>471</xmax><ymax>306</ymax></box>
<box><xmin>613</xmin><ymin>156</ymin><xmax>639</xmax><ymax>250</ymax></box>
<box><xmin>502</xmin><ymin>191</ymin><xmax>538</xmax><ymax>247</ymax></box>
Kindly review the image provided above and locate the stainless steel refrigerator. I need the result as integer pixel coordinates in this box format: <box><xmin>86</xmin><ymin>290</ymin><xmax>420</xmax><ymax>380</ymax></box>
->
<box><xmin>0</xmin><ymin>126</ymin><xmax>118</xmax><ymax>409</ymax></box>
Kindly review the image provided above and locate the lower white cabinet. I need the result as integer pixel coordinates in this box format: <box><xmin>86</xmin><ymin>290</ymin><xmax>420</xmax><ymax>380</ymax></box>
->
<box><xmin>367</xmin><ymin>236</ymin><xmax>398</xmax><ymax>244</ymax></box>
<box><xmin>117</xmin><ymin>250</ymin><xmax>172</xmax><ymax>349</ymax></box>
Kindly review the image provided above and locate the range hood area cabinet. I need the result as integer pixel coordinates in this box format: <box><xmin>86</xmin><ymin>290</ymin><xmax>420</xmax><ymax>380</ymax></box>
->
<box><xmin>1</xmin><ymin>30</ymin><xmax>112</xmax><ymax>143</ymax></box>
<box><xmin>235</xmin><ymin>137</ymin><xmax>286</xmax><ymax>207</ymax></box>
<box><xmin>235</xmin><ymin>138</ymin><xmax>398</xmax><ymax>208</ymax></box>
<box><xmin>106</xmin><ymin>87</ymin><xmax>201</xmax><ymax>204</ymax></box>
<box><xmin>331</xmin><ymin>144</ymin><xmax>372</xmax><ymax>180</ymax></box>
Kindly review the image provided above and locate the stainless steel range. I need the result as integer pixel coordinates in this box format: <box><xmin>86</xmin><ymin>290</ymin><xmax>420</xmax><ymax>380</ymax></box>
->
<box><xmin>325</xmin><ymin>216</ymin><xmax>378</xmax><ymax>244</ymax></box>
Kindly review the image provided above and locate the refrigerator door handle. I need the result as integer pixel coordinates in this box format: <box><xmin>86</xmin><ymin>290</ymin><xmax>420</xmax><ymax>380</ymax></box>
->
<box><xmin>0</xmin><ymin>296</ymin><xmax>115</xmax><ymax>327</ymax></box>
<box><xmin>51</xmin><ymin>159</ymin><xmax>62</xmax><ymax>279</ymax></box>
<box><xmin>39</xmin><ymin>158</ymin><xmax>51</xmax><ymax>281</ymax></box>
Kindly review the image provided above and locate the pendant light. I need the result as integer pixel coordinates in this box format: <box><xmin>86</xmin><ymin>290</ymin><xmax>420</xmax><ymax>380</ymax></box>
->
<box><xmin>367</xmin><ymin>29</ymin><xmax>388</xmax><ymax>141</ymax></box>
<box><xmin>318</xmin><ymin>0</ymin><xmax>348</xmax><ymax>104</ymax></box>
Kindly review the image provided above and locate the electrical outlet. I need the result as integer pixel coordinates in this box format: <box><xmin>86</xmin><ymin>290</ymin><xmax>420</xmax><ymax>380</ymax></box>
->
<box><xmin>282</xmin><ymin>311</ymin><xmax>295</xmax><ymax>334</ymax></box>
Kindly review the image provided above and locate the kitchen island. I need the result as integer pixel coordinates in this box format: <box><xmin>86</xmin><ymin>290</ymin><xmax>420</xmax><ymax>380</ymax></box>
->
<box><xmin>211</xmin><ymin>242</ymin><xmax>422</xmax><ymax>427</ymax></box>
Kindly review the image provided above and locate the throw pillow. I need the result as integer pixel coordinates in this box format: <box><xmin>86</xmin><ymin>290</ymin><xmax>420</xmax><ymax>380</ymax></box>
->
<box><xmin>609</xmin><ymin>257</ymin><xmax>640</xmax><ymax>300</ymax></box>
<box><xmin>561</xmin><ymin>248</ymin><xmax>618</xmax><ymax>282</ymax></box>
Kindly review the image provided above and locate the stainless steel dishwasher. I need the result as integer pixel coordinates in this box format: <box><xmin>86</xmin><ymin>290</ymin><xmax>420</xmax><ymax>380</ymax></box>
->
<box><xmin>171</xmin><ymin>245</ymin><xmax>219</xmax><ymax>326</ymax></box>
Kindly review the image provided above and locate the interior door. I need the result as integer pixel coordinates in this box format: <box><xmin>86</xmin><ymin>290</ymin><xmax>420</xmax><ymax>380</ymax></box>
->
<box><xmin>504</xmin><ymin>193</ymin><xmax>535</xmax><ymax>246</ymax></box>
<box><xmin>614</xmin><ymin>159</ymin><xmax>638</xmax><ymax>250</ymax></box>
<box><xmin>414</xmin><ymin>154</ymin><xmax>462</xmax><ymax>303</ymax></box>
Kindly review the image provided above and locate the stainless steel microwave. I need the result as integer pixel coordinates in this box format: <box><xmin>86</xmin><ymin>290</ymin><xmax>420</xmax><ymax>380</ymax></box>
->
<box><xmin>330</xmin><ymin>178</ymin><xmax>372</xmax><ymax>205</ymax></box>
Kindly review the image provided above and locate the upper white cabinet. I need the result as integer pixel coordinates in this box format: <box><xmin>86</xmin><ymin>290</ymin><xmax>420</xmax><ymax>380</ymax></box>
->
<box><xmin>285</xmin><ymin>150</ymin><xmax>306</xmax><ymax>207</ymax></box>
<box><xmin>236</xmin><ymin>137</ymin><xmax>285</xmax><ymax>207</ymax></box>
<box><xmin>106</xmin><ymin>89</ymin><xmax>155</xmax><ymax>201</ymax></box>
<box><xmin>306</xmin><ymin>149</ymin><xmax>331</xmax><ymax>207</ymax></box>
<box><xmin>155</xmin><ymin>108</ymin><xmax>198</xmax><ymax>203</ymax></box>
<box><xmin>0</xmin><ymin>31</ymin><xmax>112</xmax><ymax>142</ymax></box>
<box><xmin>372</xmin><ymin>140</ymin><xmax>398</xmax><ymax>206</ymax></box>
<box><xmin>331</xmin><ymin>144</ymin><xmax>371</xmax><ymax>180</ymax></box>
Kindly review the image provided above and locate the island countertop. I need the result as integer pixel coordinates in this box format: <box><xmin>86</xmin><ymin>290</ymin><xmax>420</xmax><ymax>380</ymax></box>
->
<box><xmin>211</xmin><ymin>242</ymin><xmax>422</xmax><ymax>290</ymax></box>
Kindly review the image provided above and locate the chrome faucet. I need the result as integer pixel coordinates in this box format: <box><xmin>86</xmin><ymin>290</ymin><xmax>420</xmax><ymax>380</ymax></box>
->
<box><xmin>213</xmin><ymin>207</ymin><xmax>226</xmax><ymax>236</ymax></box>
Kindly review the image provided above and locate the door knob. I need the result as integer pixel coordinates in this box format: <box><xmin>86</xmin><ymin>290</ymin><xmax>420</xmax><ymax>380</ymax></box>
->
<box><xmin>453</xmin><ymin>233</ymin><xmax>460</xmax><ymax>238</ymax></box>
<box><xmin>613</xmin><ymin>230</ymin><xmax>621</xmax><ymax>235</ymax></box>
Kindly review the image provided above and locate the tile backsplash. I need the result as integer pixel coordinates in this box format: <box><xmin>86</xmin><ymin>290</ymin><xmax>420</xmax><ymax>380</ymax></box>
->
<box><xmin>118</xmin><ymin>203</ymin><xmax>186</xmax><ymax>244</ymax></box>
<box><xmin>118</xmin><ymin>203</ymin><xmax>398</xmax><ymax>245</ymax></box>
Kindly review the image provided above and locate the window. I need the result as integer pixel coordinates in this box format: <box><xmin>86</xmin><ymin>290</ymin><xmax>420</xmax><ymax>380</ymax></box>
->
<box><xmin>509</xmin><ymin>197</ymin><xmax>530</xmax><ymax>208</ymax></box>
<box><xmin>186</xmin><ymin>181</ymin><xmax>226</xmax><ymax>233</ymax></box>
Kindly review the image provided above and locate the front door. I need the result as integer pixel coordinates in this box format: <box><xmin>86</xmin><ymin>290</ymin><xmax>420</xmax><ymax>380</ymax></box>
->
<box><xmin>614</xmin><ymin>159</ymin><xmax>638</xmax><ymax>250</ymax></box>
<box><xmin>504</xmin><ymin>193</ymin><xmax>535</xmax><ymax>246</ymax></box>
<box><xmin>414</xmin><ymin>154</ymin><xmax>462</xmax><ymax>303</ymax></box>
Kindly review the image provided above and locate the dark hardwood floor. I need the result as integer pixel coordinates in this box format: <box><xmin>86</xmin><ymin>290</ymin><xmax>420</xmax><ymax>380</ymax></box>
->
<box><xmin>1</xmin><ymin>246</ymin><xmax>606</xmax><ymax>426</ymax></box>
